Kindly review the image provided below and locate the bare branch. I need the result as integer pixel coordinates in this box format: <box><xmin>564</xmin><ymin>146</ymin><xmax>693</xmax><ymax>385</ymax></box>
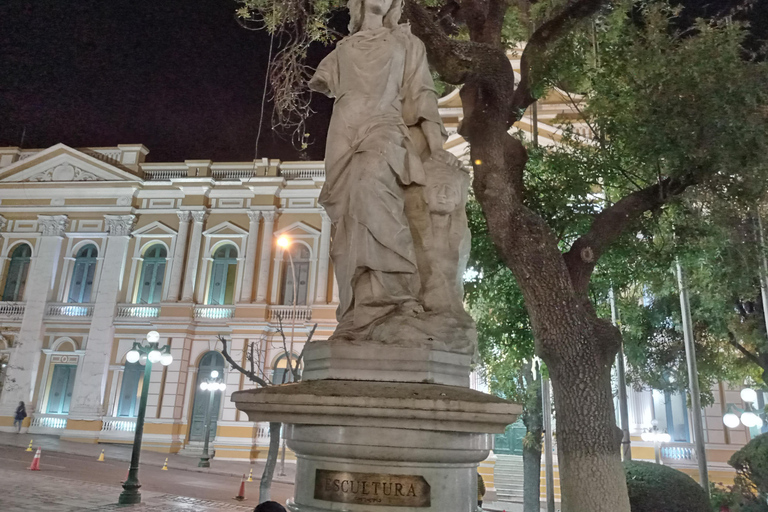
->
<box><xmin>293</xmin><ymin>323</ymin><xmax>318</xmax><ymax>378</ymax></box>
<box><xmin>218</xmin><ymin>335</ymin><xmax>271</xmax><ymax>388</ymax></box>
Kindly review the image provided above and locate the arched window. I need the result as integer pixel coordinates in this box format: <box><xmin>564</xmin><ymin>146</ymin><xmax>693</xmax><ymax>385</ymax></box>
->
<box><xmin>272</xmin><ymin>353</ymin><xmax>301</xmax><ymax>385</ymax></box>
<box><xmin>2</xmin><ymin>244</ymin><xmax>31</xmax><ymax>301</ymax></box>
<box><xmin>207</xmin><ymin>244</ymin><xmax>238</xmax><ymax>305</ymax></box>
<box><xmin>136</xmin><ymin>244</ymin><xmax>167</xmax><ymax>304</ymax></box>
<box><xmin>117</xmin><ymin>362</ymin><xmax>142</xmax><ymax>417</ymax></box>
<box><xmin>68</xmin><ymin>244</ymin><xmax>98</xmax><ymax>303</ymax></box>
<box><xmin>189</xmin><ymin>351</ymin><xmax>225</xmax><ymax>441</ymax></box>
<box><xmin>280</xmin><ymin>244</ymin><xmax>310</xmax><ymax>305</ymax></box>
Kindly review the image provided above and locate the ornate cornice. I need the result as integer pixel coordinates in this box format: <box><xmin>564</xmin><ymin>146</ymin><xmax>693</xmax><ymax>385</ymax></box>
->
<box><xmin>24</xmin><ymin>163</ymin><xmax>104</xmax><ymax>182</ymax></box>
<box><xmin>104</xmin><ymin>215</ymin><xmax>136</xmax><ymax>237</ymax></box>
<box><xmin>38</xmin><ymin>215</ymin><xmax>69</xmax><ymax>237</ymax></box>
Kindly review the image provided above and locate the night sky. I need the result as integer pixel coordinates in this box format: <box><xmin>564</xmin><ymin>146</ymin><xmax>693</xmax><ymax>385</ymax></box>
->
<box><xmin>0</xmin><ymin>0</ymin><xmax>765</xmax><ymax>163</ymax></box>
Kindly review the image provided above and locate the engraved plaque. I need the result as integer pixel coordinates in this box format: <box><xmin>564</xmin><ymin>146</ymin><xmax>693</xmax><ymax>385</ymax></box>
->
<box><xmin>314</xmin><ymin>469</ymin><xmax>431</xmax><ymax>507</ymax></box>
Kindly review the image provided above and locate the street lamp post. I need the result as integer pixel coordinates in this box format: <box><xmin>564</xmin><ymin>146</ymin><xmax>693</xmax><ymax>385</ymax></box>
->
<box><xmin>118</xmin><ymin>331</ymin><xmax>173</xmax><ymax>505</ymax></box>
<box><xmin>276</xmin><ymin>235</ymin><xmax>297</xmax><ymax>477</ymax></box>
<box><xmin>199</xmin><ymin>370</ymin><xmax>226</xmax><ymax>468</ymax></box>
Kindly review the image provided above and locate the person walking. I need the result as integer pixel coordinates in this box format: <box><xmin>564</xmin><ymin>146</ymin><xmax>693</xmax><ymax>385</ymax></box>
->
<box><xmin>14</xmin><ymin>401</ymin><xmax>26</xmax><ymax>433</ymax></box>
<box><xmin>254</xmin><ymin>502</ymin><xmax>286</xmax><ymax>512</ymax></box>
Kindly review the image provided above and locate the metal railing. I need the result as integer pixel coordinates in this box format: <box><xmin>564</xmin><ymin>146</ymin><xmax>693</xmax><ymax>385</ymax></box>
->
<box><xmin>46</xmin><ymin>303</ymin><xmax>95</xmax><ymax>318</ymax></box>
<box><xmin>144</xmin><ymin>169</ymin><xmax>188</xmax><ymax>181</ymax></box>
<box><xmin>116</xmin><ymin>305</ymin><xmax>161</xmax><ymax>319</ymax></box>
<box><xmin>268</xmin><ymin>305</ymin><xmax>312</xmax><ymax>322</ymax></box>
<box><xmin>0</xmin><ymin>302</ymin><xmax>25</xmax><ymax>319</ymax></box>
<box><xmin>31</xmin><ymin>414</ymin><xmax>68</xmax><ymax>430</ymax></box>
<box><xmin>193</xmin><ymin>305</ymin><xmax>235</xmax><ymax>320</ymax></box>
<box><xmin>101</xmin><ymin>417</ymin><xmax>137</xmax><ymax>433</ymax></box>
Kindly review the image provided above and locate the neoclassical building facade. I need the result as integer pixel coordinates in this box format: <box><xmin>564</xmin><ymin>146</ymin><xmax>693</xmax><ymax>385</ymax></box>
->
<box><xmin>0</xmin><ymin>143</ymin><xmax>335</xmax><ymax>459</ymax></box>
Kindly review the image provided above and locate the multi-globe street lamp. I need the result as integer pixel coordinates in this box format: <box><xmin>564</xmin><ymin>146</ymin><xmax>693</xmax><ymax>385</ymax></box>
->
<box><xmin>723</xmin><ymin>387</ymin><xmax>765</xmax><ymax>430</ymax></box>
<box><xmin>118</xmin><ymin>331</ymin><xmax>173</xmax><ymax>505</ymax></box>
<box><xmin>276</xmin><ymin>234</ymin><xmax>298</xmax><ymax>477</ymax></box>
<box><xmin>198</xmin><ymin>370</ymin><xmax>226</xmax><ymax>468</ymax></box>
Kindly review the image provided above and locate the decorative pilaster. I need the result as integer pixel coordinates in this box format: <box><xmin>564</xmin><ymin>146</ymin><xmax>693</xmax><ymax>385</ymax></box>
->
<box><xmin>67</xmin><ymin>215</ymin><xmax>135</xmax><ymax>422</ymax></box>
<box><xmin>167</xmin><ymin>211</ymin><xmax>191</xmax><ymax>301</ymax></box>
<box><xmin>181</xmin><ymin>210</ymin><xmax>207</xmax><ymax>302</ymax></box>
<box><xmin>315</xmin><ymin>211</ymin><xmax>332</xmax><ymax>303</ymax></box>
<box><xmin>0</xmin><ymin>215</ymin><xmax>68</xmax><ymax>418</ymax></box>
<box><xmin>255</xmin><ymin>211</ymin><xmax>277</xmax><ymax>303</ymax></box>
<box><xmin>0</xmin><ymin>215</ymin><xmax>8</xmax><ymax>233</ymax></box>
<box><xmin>240</xmin><ymin>211</ymin><xmax>262</xmax><ymax>302</ymax></box>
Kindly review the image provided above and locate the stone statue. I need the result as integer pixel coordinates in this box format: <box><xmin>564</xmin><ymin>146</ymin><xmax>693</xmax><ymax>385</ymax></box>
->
<box><xmin>309</xmin><ymin>0</ymin><xmax>476</xmax><ymax>355</ymax></box>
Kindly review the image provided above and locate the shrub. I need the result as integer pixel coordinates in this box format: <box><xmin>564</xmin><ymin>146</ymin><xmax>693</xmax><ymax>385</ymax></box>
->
<box><xmin>729</xmin><ymin>432</ymin><xmax>768</xmax><ymax>501</ymax></box>
<box><xmin>624</xmin><ymin>460</ymin><xmax>710</xmax><ymax>512</ymax></box>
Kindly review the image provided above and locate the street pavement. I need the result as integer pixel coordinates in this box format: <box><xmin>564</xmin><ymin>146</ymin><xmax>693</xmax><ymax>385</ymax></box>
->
<box><xmin>0</xmin><ymin>437</ymin><xmax>294</xmax><ymax>510</ymax></box>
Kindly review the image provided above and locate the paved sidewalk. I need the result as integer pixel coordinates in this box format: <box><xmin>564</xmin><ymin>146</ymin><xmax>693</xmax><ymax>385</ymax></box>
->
<box><xmin>0</xmin><ymin>467</ymin><xmax>255</xmax><ymax>511</ymax></box>
<box><xmin>0</xmin><ymin>431</ymin><xmax>295</xmax><ymax>484</ymax></box>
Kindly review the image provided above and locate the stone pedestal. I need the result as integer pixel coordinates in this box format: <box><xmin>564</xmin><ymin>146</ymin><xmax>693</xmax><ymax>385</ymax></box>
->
<box><xmin>232</xmin><ymin>380</ymin><xmax>520</xmax><ymax>512</ymax></box>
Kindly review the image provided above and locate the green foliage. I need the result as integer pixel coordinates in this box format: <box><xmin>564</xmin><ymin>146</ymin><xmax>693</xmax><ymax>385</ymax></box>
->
<box><xmin>624</xmin><ymin>460</ymin><xmax>710</xmax><ymax>512</ymax></box>
<box><xmin>730</xmin><ymin>433</ymin><xmax>768</xmax><ymax>503</ymax></box>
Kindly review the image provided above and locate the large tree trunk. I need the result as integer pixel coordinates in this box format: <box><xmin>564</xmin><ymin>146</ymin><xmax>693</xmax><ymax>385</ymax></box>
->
<box><xmin>522</xmin><ymin>363</ymin><xmax>543</xmax><ymax>512</ymax></box>
<box><xmin>258</xmin><ymin>421</ymin><xmax>282</xmax><ymax>503</ymax></box>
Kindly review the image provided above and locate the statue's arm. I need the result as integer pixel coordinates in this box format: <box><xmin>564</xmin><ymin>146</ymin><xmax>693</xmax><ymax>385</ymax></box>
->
<box><xmin>309</xmin><ymin>50</ymin><xmax>339</xmax><ymax>98</ymax></box>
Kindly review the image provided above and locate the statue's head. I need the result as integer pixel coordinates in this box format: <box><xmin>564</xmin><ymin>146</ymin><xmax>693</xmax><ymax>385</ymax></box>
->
<box><xmin>348</xmin><ymin>0</ymin><xmax>403</xmax><ymax>34</ymax></box>
<box><xmin>423</xmin><ymin>160</ymin><xmax>468</xmax><ymax>215</ymax></box>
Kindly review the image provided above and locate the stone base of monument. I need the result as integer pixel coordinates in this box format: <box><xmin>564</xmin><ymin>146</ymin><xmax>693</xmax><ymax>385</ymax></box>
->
<box><xmin>302</xmin><ymin>340</ymin><xmax>473</xmax><ymax>387</ymax></box>
<box><xmin>232</xmin><ymin>380</ymin><xmax>520</xmax><ymax>512</ymax></box>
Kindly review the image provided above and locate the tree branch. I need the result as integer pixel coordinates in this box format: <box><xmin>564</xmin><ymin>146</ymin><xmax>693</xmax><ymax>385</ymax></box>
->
<box><xmin>564</xmin><ymin>172</ymin><xmax>699</xmax><ymax>293</ymax></box>
<box><xmin>727</xmin><ymin>331</ymin><xmax>765</xmax><ymax>369</ymax></box>
<box><xmin>511</xmin><ymin>0</ymin><xmax>609</xmax><ymax>116</ymax></box>
<box><xmin>218</xmin><ymin>335</ymin><xmax>271</xmax><ymax>388</ymax></box>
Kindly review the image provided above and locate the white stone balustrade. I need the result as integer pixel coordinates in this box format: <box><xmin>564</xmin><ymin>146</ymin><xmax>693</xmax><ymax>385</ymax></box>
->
<box><xmin>46</xmin><ymin>303</ymin><xmax>95</xmax><ymax>318</ymax></box>
<box><xmin>193</xmin><ymin>305</ymin><xmax>235</xmax><ymax>320</ymax></box>
<box><xmin>268</xmin><ymin>305</ymin><xmax>312</xmax><ymax>322</ymax></box>
<box><xmin>0</xmin><ymin>302</ymin><xmax>25</xmax><ymax>319</ymax></box>
<box><xmin>116</xmin><ymin>304</ymin><xmax>161</xmax><ymax>319</ymax></box>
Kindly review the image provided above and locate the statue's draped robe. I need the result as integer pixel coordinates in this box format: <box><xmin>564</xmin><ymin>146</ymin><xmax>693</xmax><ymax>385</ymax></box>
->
<box><xmin>309</xmin><ymin>25</ymin><xmax>444</xmax><ymax>333</ymax></box>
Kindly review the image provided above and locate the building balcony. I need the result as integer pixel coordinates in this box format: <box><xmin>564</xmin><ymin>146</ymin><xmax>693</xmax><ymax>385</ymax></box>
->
<box><xmin>193</xmin><ymin>305</ymin><xmax>235</xmax><ymax>320</ymax></box>
<box><xmin>116</xmin><ymin>304</ymin><xmax>161</xmax><ymax>319</ymax></box>
<box><xmin>0</xmin><ymin>301</ymin><xmax>25</xmax><ymax>319</ymax></box>
<box><xmin>660</xmin><ymin>443</ymin><xmax>697</xmax><ymax>464</ymax></box>
<box><xmin>267</xmin><ymin>305</ymin><xmax>313</xmax><ymax>322</ymax></box>
<box><xmin>45</xmin><ymin>303</ymin><xmax>95</xmax><ymax>318</ymax></box>
<box><xmin>101</xmin><ymin>416</ymin><xmax>136</xmax><ymax>433</ymax></box>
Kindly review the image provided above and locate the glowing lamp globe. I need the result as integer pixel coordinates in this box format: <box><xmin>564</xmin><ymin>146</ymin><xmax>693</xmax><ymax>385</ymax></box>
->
<box><xmin>277</xmin><ymin>236</ymin><xmax>291</xmax><ymax>248</ymax></box>
<box><xmin>200</xmin><ymin>382</ymin><xmax>209</xmax><ymax>391</ymax></box>
<box><xmin>160</xmin><ymin>353</ymin><xmax>173</xmax><ymax>366</ymax></box>
<box><xmin>741</xmin><ymin>412</ymin><xmax>760</xmax><ymax>428</ymax></box>
<box><xmin>147</xmin><ymin>350</ymin><xmax>162</xmax><ymax>364</ymax></box>
<box><xmin>659</xmin><ymin>433</ymin><xmax>671</xmax><ymax>443</ymax></box>
<box><xmin>741</xmin><ymin>388</ymin><xmax>758</xmax><ymax>404</ymax></box>
<box><xmin>723</xmin><ymin>413</ymin><xmax>741</xmax><ymax>429</ymax></box>
<box><xmin>146</xmin><ymin>331</ymin><xmax>160</xmax><ymax>343</ymax></box>
<box><xmin>126</xmin><ymin>350</ymin><xmax>140</xmax><ymax>364</ymax></box>
<box><xmin>210</xmin><ymin>370</ymin><xmax>219</xmax><ymax>379</ymax></box>
<box><xmin>218</xmin><ymin>382</ymin><xmax>227</xmax><ymax>391</ymax></box>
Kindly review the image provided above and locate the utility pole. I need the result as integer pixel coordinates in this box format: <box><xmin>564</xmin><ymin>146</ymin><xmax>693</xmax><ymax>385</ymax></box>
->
<box><xmin>610</xmin><ymin>289</ymin><xmax>632</xmax><ymax>461</ymax></box>
<box><xmin>675</xmin><ymin>259</ymin><xmax>709</xmax><ymax>493</ymax></box>
<box><xmin>541</xmin><ymin>371</ymin><xmax>556</xmax><ymax>512</ymax></box>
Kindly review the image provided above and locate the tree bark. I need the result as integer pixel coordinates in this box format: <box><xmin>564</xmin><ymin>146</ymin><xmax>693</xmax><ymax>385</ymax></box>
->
<box><xmin>258</xmin><ymin>421</ymin><xmax>282</xmax><ymax>503</ymax></box>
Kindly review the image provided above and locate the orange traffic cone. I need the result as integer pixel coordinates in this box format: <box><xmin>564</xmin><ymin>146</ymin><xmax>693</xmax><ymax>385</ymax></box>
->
<box><xmin>29</xmin><ymin>447</ymin><xmax>41</xmax><ymax>471</ymax></box>
<box><xmin>233</xmin><ymin>474</ymin><xmax>246</xmax><ymax>501</ymax></box>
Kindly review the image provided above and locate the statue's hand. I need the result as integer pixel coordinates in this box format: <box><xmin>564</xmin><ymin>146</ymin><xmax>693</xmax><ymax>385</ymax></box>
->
<box><xmin>430</xmin><ymin>149</ymin><xmax>460</xmax><ymax>169</ymax></box>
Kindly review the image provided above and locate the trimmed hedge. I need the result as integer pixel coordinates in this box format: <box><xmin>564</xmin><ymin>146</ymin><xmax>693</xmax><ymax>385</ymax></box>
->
<box><xmin>624</xmin><ymin>460</ymin><xmax>710</xmax><ymax>512</ymax></box>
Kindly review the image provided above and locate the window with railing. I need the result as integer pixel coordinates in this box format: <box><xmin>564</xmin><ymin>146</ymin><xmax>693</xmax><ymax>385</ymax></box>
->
<box><xmin>652</xmin><ymin>389</ymin><xmax>690</xmax><ymax>443</ymax></box>
<box><xmin>68</xmin><ymin>244</ymin><xmax>98</xmax><ymax>303</ymax></box>
<box><xmin>207</xmin><ymin>244</ymin><xmax>238</xmax><ymax>305</ymax></box>
<box><xmin>281</xmin><ymin>244</ymin><xmax>310</xmax><ymax>306</ymax></box>
<box><xmin>117</xmin><ymin>362</ymin><xmax>142</xmax><ymax>417</ymax></box>
<box><xmin>135</xmin><ymin>244</ymin><xmax>167</xmax><ymax>304</ymax></box>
